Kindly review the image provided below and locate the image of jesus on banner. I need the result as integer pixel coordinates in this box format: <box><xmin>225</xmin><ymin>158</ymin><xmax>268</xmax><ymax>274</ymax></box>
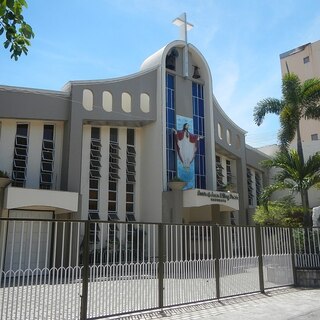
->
<box><xmin>172</xmin><ymin>116</ymin><xmax>204</xmax><ymax>190</ymax></box>
<box><xmin>173</xmin><ymin>122</ymin><xmax>203</xmax><ymax>169</ymax></box>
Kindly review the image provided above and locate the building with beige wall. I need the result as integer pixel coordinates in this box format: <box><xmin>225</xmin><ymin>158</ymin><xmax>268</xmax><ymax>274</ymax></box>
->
<box><xmin>278</xmin><ymin>40</ymin><xmax>320</xmax><ymax>208</ymax></box>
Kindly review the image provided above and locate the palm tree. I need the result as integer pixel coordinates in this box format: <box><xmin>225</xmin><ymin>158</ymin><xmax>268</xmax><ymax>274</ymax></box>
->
<box><xmin>260</xmin><ymin>149</ymin><xmax>320</xmax><ymax>227</ymax></box>
<box><xmin>253</xmin><ymin>73</ymin><xmax>320</xmax><ymax>160</ymax></box>
<box><xmin>254</xmin><ymin>73</ymin><xmax>320</xmax><ymax>224</ymax></box>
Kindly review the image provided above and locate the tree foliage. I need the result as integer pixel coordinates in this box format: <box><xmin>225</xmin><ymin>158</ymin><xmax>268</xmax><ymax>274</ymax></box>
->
<box><xmin>260</xmin><ymin>149</ymin><xmax>320</xmax><ymax>227</ymax></box>
<box><xmin>253</xmin><ymin>73</ymin><xmax>320</xmax><ymax>159</ymax></box>
<box><xmin>0</xmin><ymin>0</ymin><xmax>34</xmax><ymax>60</ymax></box>
<box><xmin>253</xmin><ymin>197</ymin><xmax>304</xmax><ymax>227</ymax></box>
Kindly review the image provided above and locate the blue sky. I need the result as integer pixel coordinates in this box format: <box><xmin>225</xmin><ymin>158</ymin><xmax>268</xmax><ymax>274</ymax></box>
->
<box><xmin>1</xmin><ymin>0</ymin><xmax>320</xmax><ymax>147</ymax></box>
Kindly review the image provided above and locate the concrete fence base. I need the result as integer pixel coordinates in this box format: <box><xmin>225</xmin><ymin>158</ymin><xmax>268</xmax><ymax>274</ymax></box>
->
<box><xmin>296</xmin><ymin>269</ymin><xmax>320</xmax><ymax>288</ymax></box>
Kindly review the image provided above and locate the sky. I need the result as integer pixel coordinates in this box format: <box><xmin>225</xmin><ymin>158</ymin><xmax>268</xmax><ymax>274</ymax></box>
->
<box><xmin>1</xmin><ymin>0</ymin><xmax>320</xmax><ymax>147</ymax></box>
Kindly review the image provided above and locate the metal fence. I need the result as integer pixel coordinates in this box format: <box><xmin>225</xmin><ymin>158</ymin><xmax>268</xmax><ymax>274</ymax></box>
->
<box><xmin>0</xmin><ymin>218</ymin><xmax>319</xmax><ymax>320</ymax></box>
<box><xmin>293</xmin><ymin>227</ymin><xmax>320</xmax><ymax>268</ymax></box>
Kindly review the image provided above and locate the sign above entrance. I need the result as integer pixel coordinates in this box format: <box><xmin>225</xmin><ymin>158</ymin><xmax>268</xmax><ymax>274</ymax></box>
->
<box><xmin>183</xmin><ymin>189</ymin><xmax>239</xmax><ymax>211</ymax></box>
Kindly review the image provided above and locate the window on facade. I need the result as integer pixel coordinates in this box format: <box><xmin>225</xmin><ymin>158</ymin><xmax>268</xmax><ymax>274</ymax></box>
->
<box><xmin>109</xmin><ymin>128</ymin><xmax>120</xmax><ymax>181</ymax></box>
<box><xmin>108</xmin><ymin>128</ymin><xmax>120</xmax><ymax>225</ymax></box>
<box><xmin>226</xmin><ymin>159</ymin><xmax>232</xmax><ymax>185</ymax></box>
<box><xmin>122</xmin><ymin>92</ymin><xmax>132</xmax><ymax>113</ymax></box>
<box><xmin>226</xmin><ymin>129</ymin><xmax>231</xmax><ymax>145</ymax></box>
<box><xmin>216</xmin><ymin>156</ymin><xmax>224</xmax><ymax>190</ymax></box>
<box><xmin>193</xmin><ymin>82</ymin><xmax>206</xmax><ymax>189</ymax></box>
<box><xmin>126</xmin><ymin>129</ymin><xmax>136</xmax><ymax>221</ymax></box>
<box><xmin>247</xmin><ymin>168</ymin><xmax>254</xmax><ymax>206</ymax></box>
<box><xmin>140</xmin><ymin>93</ymin><xmax>150</xmax><ymax>113</ymax></box>
<box><xmin>166</xmin><ymin>73</ymin><xmax>177</xmax><ymax>183</ymax></box>
<box><xmin>102</xmin><ymin>91</ymin><xmax>113</xmax><ymax>112</ymax></box>
<box><xmin>311</xmin><ymin>133</ymin><xmax>318</xmax><ymax>141</ymax></box>
<box><xmin>88</xmin><ymin>127</ymin><xmax>101</xmax><ymax>244</ymax></box>
<box><xmin>255</xmin><ymin>172</ymin><xmax>262</xmax><ymax>205</ymax></box>
<box><xmin>12</xmin><ymin>123</ymin><xmax>29</xmax><ymax>187</ymax></box>
<box><xmin>218</xmin><ymin>123</ymin><xmax>222</xmax><ymax>139</ymax></box>
<box><xmin>82</xmin><ymin>89</ymin><xmax>93</xmax><ymax>111</ymax></box>
<box><xmin>303</xmin><ymin>56</ymin><xmax>310</xmax><ymax>64</ymax></box>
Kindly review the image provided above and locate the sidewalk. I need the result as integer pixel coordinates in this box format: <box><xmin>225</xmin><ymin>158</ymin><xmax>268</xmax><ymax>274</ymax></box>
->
<box><xmin>116</xmin><ymin>287</ymin><xmax>320</xmax><ymax>320</ymax></box>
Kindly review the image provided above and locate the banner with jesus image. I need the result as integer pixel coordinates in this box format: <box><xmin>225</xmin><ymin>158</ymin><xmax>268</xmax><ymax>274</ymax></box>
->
<box><xmin>173</xmin><ymin>115</ymin><xmax>202</xmax><ymax>190</ymax></box>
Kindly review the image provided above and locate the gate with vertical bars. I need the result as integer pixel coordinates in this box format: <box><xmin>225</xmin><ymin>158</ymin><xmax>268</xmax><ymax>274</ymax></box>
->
<box><xmin>0</xmin><ymin>218</ymin><xmax>319</xmax><ymax>319</ymax></box>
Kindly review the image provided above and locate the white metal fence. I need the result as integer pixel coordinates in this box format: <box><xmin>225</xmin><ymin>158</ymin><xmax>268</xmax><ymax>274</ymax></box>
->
<box><xmin>0</xmin><ymin>218</ymin><xmax>319</xmax><ymax>319</ymax></box>
<box><xmin>293</xmin><ymin>228</ymin><xmax>320</xmax><ymax>268</ymax></box>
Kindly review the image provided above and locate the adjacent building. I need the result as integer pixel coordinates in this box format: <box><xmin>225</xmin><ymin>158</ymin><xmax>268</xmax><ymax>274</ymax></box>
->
<box><xmin>277</xmin><ymin>40</ymin><xmax>320</xmax><ymax>208</ymax></box>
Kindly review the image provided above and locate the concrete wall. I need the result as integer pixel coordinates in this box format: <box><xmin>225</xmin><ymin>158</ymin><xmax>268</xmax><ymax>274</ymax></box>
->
<box><xmin>297</xmin><ymin>269</ymin><xmax>320</xmax><ymax>288</ymax></box>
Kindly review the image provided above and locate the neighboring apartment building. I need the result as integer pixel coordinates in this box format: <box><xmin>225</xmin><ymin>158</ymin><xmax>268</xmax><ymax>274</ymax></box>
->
<box><xmin>0</xmin><ymin>34</ymin><xmax>269</xmax><ymax>270</ymax></box>
<box><xmin>278</xmin><ymin>40</ymin><xmax>320</xmax><ymax>208</ymax></box>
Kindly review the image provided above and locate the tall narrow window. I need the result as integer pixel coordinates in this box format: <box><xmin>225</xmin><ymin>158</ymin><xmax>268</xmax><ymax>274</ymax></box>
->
<box><xmin>193</xmin><ymin>82</ymin><xmax>206</xmax><ymax>189</ymax></box>
<box><xmin>12</xmin><ymin>123</ymin><xmax>29</xmax><ymax>187</ymax></box>
<box><xmin>226</xmin><ymin>159</ymin><xmax>232</xmax><ymax>185</ymax></box>
<box><xmin>166</xmin><ymin>73</ymin><xmax>176</xmax><ymax>183</ymax></box>
<box><xmin>247</xmin><ymin>168</ymin><xmax>254</xmax><ymax>206</ymax></box>
<box><xmin>216</xmin><ymin>156</ymin><xmax>224</xmax><ymax>190</ymax></box>
<box><xmin>126</xmin><ymin>129</ymin><xmax>136</xmax><ymax>222</ymax></box>
<box><xmin>255</xmin><ymin>172</ymin><xmax>262</xmax><ymax>205</ymax></box>
<box><xmin>88</xmin><ymin>127</ymin><xmax>101</xmax><ymax>243</ymax></box>
<box><xmin>40</xmin><ymin>124</ymin><xmax>55</xmax><ymax>189</ymax></box>
<box><xmin>108</xmin><ymin>128</ymin><xmax>120</xmax><ymax>220</ymax></box>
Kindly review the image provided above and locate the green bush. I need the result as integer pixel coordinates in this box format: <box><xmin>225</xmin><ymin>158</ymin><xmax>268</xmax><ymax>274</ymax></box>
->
<box><xmin>253</xmin><ymin>197</ymin><xmax>304</xmax><ymax>227</ymax></box>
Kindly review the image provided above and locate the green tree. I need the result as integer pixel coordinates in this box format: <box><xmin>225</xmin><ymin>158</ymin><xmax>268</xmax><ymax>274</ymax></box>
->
<box><xmin>0</xmin><ymin>0</ymin><xmax>34</xmax><ymax>60</ymax></box>
<box><xmin>254</xmin><ymin>73</ymin><xmax>320</xmax><ymax>224</ymax></box>
<box><xmin>254</xmin><ymin>73</ymin><xmax>320</xmax><ymax>159</ymax></box>
<box><xmin>253</xmin><ymin>196</ymin><xmax>304</xmax><ymax>227</ymax></box>
<box><xmin>260</xmin><ymin>149</ymin><xmax>320</xmax><ymax>227</ymax></box>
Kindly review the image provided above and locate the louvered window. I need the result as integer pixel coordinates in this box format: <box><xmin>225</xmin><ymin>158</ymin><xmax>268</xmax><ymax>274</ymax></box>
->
<box><xmin>40</xmin><ymin>125</ymin><xmax>55</xmax><ymax>189</ymax></box>
<box><xmin>12</xmin><ymin>124</ymin><xmax>29</xmax><ymax>187</ymax></box>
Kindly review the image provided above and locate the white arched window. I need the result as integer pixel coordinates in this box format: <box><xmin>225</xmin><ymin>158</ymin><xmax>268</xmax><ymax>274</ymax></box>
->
<box><xmin>102</xmin><ymin>91</ymin><xmax>113</xmax><ymax>112</ymax></box>
<box><xmin>82</xmin><ymin>89</ymin><xmax>93</xmax><ymax>111</ymax></box>
<box><xmin>140</xmin><ymin>93</ymin><xmax>150</xmax><ymax>113</ymax></box>
<box><xmin>122</xmin><ymin>92</ymin><xmax>132</xmax><ymax>113</ymax></box>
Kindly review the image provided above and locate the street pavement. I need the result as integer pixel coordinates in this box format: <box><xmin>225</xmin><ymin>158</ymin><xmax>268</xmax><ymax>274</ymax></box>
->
<box><xmin>114</xmin><ymin>287</ymin><xmax>320</xmax><ymax>320</ymax></box>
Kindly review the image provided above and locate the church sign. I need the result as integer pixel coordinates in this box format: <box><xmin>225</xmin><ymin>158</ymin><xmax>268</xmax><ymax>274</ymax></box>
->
<box><xmin>183</xmin><ymin>189</ymin><xmax>239</xmax><ymax>211</ymax></box>
<box><xmin>197</xmin><ymin>190</ymin><xmax>239</xmax><ymax>202</ymax></box>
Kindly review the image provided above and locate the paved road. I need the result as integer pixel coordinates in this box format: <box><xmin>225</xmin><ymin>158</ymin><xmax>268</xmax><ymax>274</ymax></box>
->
<box><xmin>114</xmin><ymin>288</ymin><xmax>320</xmax><ymax>320</ymax></box>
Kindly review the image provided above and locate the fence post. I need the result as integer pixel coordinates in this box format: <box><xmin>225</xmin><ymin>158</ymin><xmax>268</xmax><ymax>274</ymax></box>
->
<box><xmin>80</xmin><ymin>221</ymin><xmax>90</xmax><ymax>320</ymax></box>
<box><xmin>289</xmin><ymin>228</ymin><xmax>297</xmax><ymax>286</ymax></box>
<box><xmin>213</xmin><ymin>224</ymin><xmax>221</xmax><ymax>299</ymax></box>
<box><xmin>255</xmin><ymin>226</ymin><xmax>265</xmax><ymax>293</ymax></box>
<box><xmin>158</xmin><ymin>223</ymin><xmax>165</xmax><ymax>309</ymax></box>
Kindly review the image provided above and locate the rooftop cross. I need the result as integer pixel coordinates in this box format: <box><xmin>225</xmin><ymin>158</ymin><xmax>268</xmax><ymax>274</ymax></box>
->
<box><xmin>172</xmin><ymin>13</ymin><xmax>193</xmax><ymax>78</ymax></box>
<box><xmin>172</xmin><ymin>13</ymin><xmax>194</xmax><ymax>43</ymax></box>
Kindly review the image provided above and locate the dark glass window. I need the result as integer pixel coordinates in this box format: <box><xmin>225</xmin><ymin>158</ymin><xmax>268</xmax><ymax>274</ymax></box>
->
<box><xmin>127</xmin><ymin>128</ymin><xmax>134</xmax><ymax>145</ymax></box>
<box><xmin>43</xmin><ymin>125</ymin><xmax>54</xmax><ymax>140</ymax></box>
<box><xmin>193</xmin><ymin>82</ymin><xmax>206</xmax><ymax>189</ymax></box>
<box><xmin>16</xmin><ymin>124</ymin><xmax>28</xmax><ymax>136</ymax></box>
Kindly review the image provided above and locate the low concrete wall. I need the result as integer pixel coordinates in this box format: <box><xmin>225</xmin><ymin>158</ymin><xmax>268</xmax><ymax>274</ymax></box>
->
<box><xmin>296</xmin><ymin>269</ymin><xmax>320</xmax><ymax>287</ymax></box>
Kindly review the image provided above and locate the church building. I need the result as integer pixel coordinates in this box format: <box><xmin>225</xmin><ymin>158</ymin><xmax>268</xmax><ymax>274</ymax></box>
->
<box><xmin>0</xmin><ymin>15</ymin><xmax>269</xmax><ymax>247</ymax></box>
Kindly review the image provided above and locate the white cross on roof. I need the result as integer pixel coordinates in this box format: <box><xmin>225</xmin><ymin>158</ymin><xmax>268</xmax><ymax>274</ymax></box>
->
<box><xmin>172</xmin><ymin>13</ymin><xmax>193</xmax><ymax>43</ymax></box>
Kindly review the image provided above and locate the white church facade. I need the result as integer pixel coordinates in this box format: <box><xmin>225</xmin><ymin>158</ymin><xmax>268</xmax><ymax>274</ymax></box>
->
<box><xmin>0</xmin><ymin>17</ymin><xmax>269</xmax><ymax>252</ymax></box>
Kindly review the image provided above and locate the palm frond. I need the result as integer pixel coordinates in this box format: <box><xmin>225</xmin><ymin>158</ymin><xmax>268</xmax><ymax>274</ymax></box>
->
<box><xmin>253</xmin><ymin>98</ymin><xmax>283</xmax><ymax>126</ymax></box>
<box><xmin>282</xmin><ymin>73</ymin><xmax>302</xmax><ymax>106</ymax></box>
<box><xmin>278</xmin><ymin>107</ymin><xmax>298</xmax><ymax>149</ymax></box>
